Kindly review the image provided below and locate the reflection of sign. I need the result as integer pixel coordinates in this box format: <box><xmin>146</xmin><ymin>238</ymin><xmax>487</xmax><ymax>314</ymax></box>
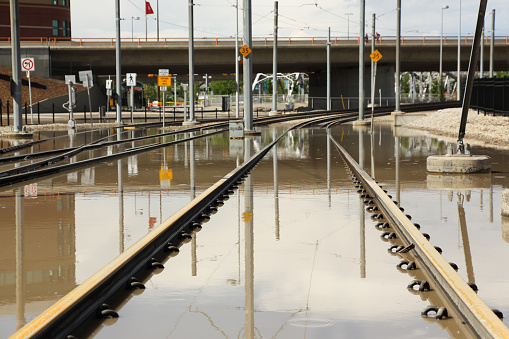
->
<box><xmin>158</xmin><ymin>76</ymin><xmax>171</xmax><ymax>87</ymax></box>
<box><xmin>149</xmin><ymin>217</ymin><xmax>157</xmax><ymax>230</ymax></box>
<box><xmin>21</xmin><ymin>58</ymin><xmax>35</xmax><ymax>71</ymax></box>
<box><xmin>242</xmin><ymin>211</ymin><xmax>253</xmax><ymax>223</ymax></box>
<box><xmin>126</xmin><ymin>73</ymin><xmax>137</xmax><ymax>86</ymax></box>
<box><xmin>159</xmin><ymin>168</ymin><xmax>173</xmax><ymax>181</ymax></box>
<box><xmin>239</xmin><ymin>45</ymin><xmax>252</xmax><ymax>57</ymax></box>
<box><xmin>370</xmin><ymin>50</ymin><xmax>383</xmax><ymax>63</ymax></box>
<box><xmin>24</xmin><ymin>183</ymin><xmax>37</xmax><ymax>197</ymax></box>
<box><xmin>229</xmin><ymin>120</ymin><xmax>244</xmax><ymax>139</ymax></box>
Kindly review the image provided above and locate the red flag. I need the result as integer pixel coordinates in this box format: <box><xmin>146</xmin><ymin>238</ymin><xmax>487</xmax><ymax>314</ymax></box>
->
<box><xmin>146</xmin><ymin>1</ymin><xmax>154</xmax><ymax>15</ymax></box>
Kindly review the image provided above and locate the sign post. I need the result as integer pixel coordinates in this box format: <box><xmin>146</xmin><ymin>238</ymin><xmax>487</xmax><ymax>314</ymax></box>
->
<box><xmin>79</xmin><ymin>70</ymin><xmax>94</xmax><ymax>128</ymax></box>
<box><xmin>64</xmin><ymin>75</ymin><xmax>77</xmax><ymax>129</ymax></box>
<box><xmin>21</xmin><ymin>58</ymin><xmax>35</xmax><ymax>124</ymax></box>
<box><xmin>158</xmin><ymin>69</ymin><xmax>170</xmax><ymax>128</ymax></box>
<box><xmin>126</xmin><ymin>73</ymin><xmax>137</xmax><ymax>123</ymax></box>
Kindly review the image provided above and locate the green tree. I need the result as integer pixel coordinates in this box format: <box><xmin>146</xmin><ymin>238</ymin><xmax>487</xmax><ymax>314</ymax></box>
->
<box><xmin>209</xmin><ymin>80</ymin><xmax>238</xmax><ymax>95</ymax></box>
<box><xmin>401</xmin><ymin>73</ymin><xmax>410</xmax><ymax>94</ymax></box>
<box><xmin>143</xmin><ymin>83</ymin><xmax>157</xmax><ymax>105</ymax></box>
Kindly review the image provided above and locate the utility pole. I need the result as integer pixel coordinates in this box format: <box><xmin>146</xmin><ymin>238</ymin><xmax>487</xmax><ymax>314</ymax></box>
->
<box><xmin>243</xmin><ymin>0</ymin><xmax>254</xmax><ymax>132</ymax></box>
<box><xmin>327</xmin><ymin>27</ymin><xmax>331</xmax><ymax>111</ymax></box>
<box><xmin>271</xmin><ymin>1</ymin><xmax>278</xmax><ymax>114</ymax></box>
<box><xmin>187</xmin><ymin>0</ymin><xmax>196</xmax><ymax>123</ymax></box>
<box><xmin>9</xmin><ymin>0</ymin><xmax>22</xmax><ymax>132</ymax></box>
<box><xmin>489</xmin><ymin>9</ymin><xmax>495</xmax><ymax>78</ymax></box>
<box><xmin>115</xmin><ymin>0</ymin><xmax>122</xmax><ymax>123</ymax></box>
<box><xmin>371</xmin><ymin>13</ymin><xmax>375</xmax><ymax>107</ymax></box>
<box><xmin>235</xmin><ymin>0</ymin><xmax>240</xmax><ymax>118</ymax></box>
<box><xmin>359</xmin><ymin>0</ymin><xmax>365</xmax><ymax>120</ymax></box>
<box><xmin>457</xmin><ymin>0</ymin><xmax>461</xmax><ymax>101</ymax></box>
<box><xmin>157</xmin><ymin>0</ymin><xmax>159</xmax><ymax>41</ymax></box>
<box><xmin>395</xmin><ymin>0</ymin><xmax>401</xmax><ymax>112</ymax></box>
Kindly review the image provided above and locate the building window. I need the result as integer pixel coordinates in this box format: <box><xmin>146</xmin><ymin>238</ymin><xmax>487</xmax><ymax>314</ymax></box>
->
<box><xmin>62</xmin><ymin>21</ymin><xmax>67</xmax><ymax>37</ymax></box>
<box><xmin>62</xmin><ymin>0</ymin><xmax>67</xmax><ymax>5</ymax></box>
<box><xmin>53</xmin><ymin>0</ymin><xmax>57</xmax><ymax>4</ymax></box>
<box><xmin>52</xmin><ymin>20</ymin><xmax>59</xmax><ymax>36</ymax></box>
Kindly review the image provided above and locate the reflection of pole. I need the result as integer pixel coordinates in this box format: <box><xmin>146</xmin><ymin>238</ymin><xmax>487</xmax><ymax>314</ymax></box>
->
<box><xmin>190</xmin><ymin>132</ymin><xmax>197</xmax><ymax>276</ymax></box>
<box><xmin>489</xmin><ymin>185</ymin><xmax>493</xmax><ymax>222</ymax></box>
<box><xmin>327</xmin><ymin>133</ymin><xmax>331</xmax><ymax>207</ymax></box>
<box><xmin>458</xmin><ymin>199</ymin><xmax>475</xmax><ymax>284</ymax></box>
<box><xmin>395</xmin><ymin>136</ymin><xmax>401</xmax><ymax>204</ymax></box>
<box><xmin>15</xmin><ymin>187</ymin><xmax>25</xmax><ymax>330</ymax></box>
<box><xmin>273</xmin><ymin>129</ymin><xmax>280</xmax><ymax>240</ymax></box>
<box><xmin>360</xmin><ymin>195</ymin><xmax>366</xmax><ymax>279</ymax></box>
<box><xmin>359</xmin><ymin>128</ymin><xmax>364</xmax><ymax>169</ymax></box>
<box><xmin>118</xmin><ymin>128</ymin><xmax>124</xmax><ymax>253</ymax></box>
<box><xmin>244</xmin><ymin>137</ymin><xmax>254</xmax><ymax>339</ymax></box>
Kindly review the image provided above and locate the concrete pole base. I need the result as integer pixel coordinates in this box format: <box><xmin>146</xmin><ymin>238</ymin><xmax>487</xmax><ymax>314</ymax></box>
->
<box><xmin>352</xmin><ymin>119</ymin><xmax>370</xmax><ymax>127</ymax></box>
<box><xmin>3</xmin><ymin>131</ymin><xmax>34</xmax><ymax>139</ymax></box>
<box><xmin>244</xmin><ymin>130</ymin><xmax>261</xmax><ymax>136</ymax></box>
<box><xmin>427</xmin><ymin>155</ymin><xmax>491</xmax><ymax>174</ymax></box>
<box><xmin>182</xmin><ymin>120</ymin><xmax>199</xmax><ymax>127</ymax></box>
<box><xmin>502</xmin><ymin>190</ymin><xmax>509</xmax><ymax>217</ymax></box>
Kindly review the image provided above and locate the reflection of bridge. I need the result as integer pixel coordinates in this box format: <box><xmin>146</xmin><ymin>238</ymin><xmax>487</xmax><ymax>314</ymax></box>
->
<box><xmin>1</xmin><ymin>36</ymin><xmax>508</xmax><ymax>79</ymax></box>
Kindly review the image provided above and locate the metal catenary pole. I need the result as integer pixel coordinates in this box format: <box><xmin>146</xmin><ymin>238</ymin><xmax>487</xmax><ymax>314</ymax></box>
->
<box><xmin>243</xmin><ymin>0</ymin><xmax>254</xmax><ymax>131</ymax></box>
<box><xmin>489</xmin><ymin>9</ymin><xmax>495</xmax><ymax>78</ymax></box>
<box><xmin>115</xmin><ymin>0</ymin><xmax>122</xmax><ymax>123</ymax></box>
<box><xmin>457</xmin><ymin>0</ymin><xmax>461</xmax><ymax>100</ymax></box>
<box><xmin>359</xmin><ymin>0</ymin><xmax>365</xmax><ymax>120</ymax></box>
<box><xmin>395</xmin><ymin>0</ymin><xmax>401</xmax><ymax>112</ymax></box>
<box><xmin>371</xmin><ymin>13</ymin><xmax>375</xmax><ymax>107</ymax></box>
<box><xmin>235</xmin><ymin>0</ymin><xmax>240</xmax><ymax>118</ymax></box>
<box><xmin>188</xmin><ymin>0</ymin><xmax>195</xmax><ymax>122</ymax></box>
<box><xmin>327</xmin><ymin>27</ymin><xmax>331</xmax><ymax>111</ymax></box>
<box><xmin>10</xmin><ymin>0</ymin><xmax>22</xmax><ymax>132</ymax></box>
<box><xmin>271</xmin><ymin>1</ymin><xmax>278</xmax><ymax>113</ymax></box>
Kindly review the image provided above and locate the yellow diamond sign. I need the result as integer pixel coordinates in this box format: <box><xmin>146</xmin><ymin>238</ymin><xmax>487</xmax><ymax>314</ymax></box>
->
<box><xmin>239</xmin><ymin>45</ymin><xmax>252</xmax><ymax>57</ymax></box>
<box><xmin>370</xmin><ymin>50</ymin><xmax>382</xmax><ymax>63</ymax></box>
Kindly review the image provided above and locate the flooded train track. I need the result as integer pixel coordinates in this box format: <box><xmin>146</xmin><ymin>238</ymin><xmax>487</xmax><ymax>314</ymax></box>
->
<box><xmin>329</xmin><ymin>131</ymin><xmax>509</xmax><ymax>338</ymax></box>
<box><xmin>9</xmin><ymin>101</ymin><xmax>463</xmax><ymax>338</ymax></box>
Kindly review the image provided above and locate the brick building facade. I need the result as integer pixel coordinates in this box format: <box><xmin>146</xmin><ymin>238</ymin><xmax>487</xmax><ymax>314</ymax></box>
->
<box><xmin>0</xmin><ymin>0</ymin><xmax>71</xmax><ymax>39</ymax></box>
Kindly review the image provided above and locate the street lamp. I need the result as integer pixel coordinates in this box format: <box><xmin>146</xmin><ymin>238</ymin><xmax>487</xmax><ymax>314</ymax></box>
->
<box><xmin>440</xmin><ymin>5</ymin><xmax>449</xmax><ymax>97</ymax></box>
<box><xmin>345</xmin><ymin>13</ymin><xmax>353</xmax><ymax>40</ymax></box>
<box><xmin>130</xmin><ymin>17</ymin><xmax>140</xmax><ymax>41</ymax></box>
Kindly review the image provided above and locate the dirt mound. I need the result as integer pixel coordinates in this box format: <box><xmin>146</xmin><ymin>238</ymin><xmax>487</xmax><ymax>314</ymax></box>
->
<box><xmin>0</xmin><ymin>66</ymin><xmax>84</xmax><ymax>109</ymax></box>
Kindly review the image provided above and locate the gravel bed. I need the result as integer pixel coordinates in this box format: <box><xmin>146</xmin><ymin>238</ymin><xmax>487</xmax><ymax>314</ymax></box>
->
<box><xmin>403</xmin><ymin>107</ymin><xmax>509</xmax><ymax>148</ymax></box>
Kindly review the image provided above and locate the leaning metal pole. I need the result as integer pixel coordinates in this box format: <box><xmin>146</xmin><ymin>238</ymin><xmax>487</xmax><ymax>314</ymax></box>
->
<box><xmin>10</xmin><ymin>0</ymin><xmax>22</xmax><ymax>132</ymax></box>
<box><xmin>115</xmin><ymin>0</ymin><xmax>122</xmax><ymax>123</ymax></box>
<box><xmin>457</xmin><ymin>0</ymin><xmax>488</xmax><ymax>151</ymax></box>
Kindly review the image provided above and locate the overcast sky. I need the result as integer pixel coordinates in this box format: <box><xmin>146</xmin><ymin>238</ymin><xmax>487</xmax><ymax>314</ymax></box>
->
<box><xmin>71</xmin><ymin>0</ymin><xmax>507</xmax><ymax>40</ymax></box>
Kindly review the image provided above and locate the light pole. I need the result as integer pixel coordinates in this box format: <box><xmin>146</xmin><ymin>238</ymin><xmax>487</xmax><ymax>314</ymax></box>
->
<box><xmin>131</xmin><ymin>17</ymin><xmax>140</xmax><ymax>41</ymax></box>
<box><xmin>457</xmin><ymin>0</ymin><xmax>461</xmax><ymax>101</ymax></box>
<box><xmin>345</xmin><ymin>13</ymin><xmax>353</xmax><ymax>40</ymax></box>
<box><xmin>440</xmin><ymin>5</ymin><xmax>449</xmax><ymax>97</ymax></box>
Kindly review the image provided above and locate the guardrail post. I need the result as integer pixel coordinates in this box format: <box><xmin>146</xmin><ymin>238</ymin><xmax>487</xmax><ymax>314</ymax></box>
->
<box><xmin>201</xmin><ymin>106</ymin><xmax>203</xmax><ymax>120</ymax></box>
<box><xmin>0</xmin><ymin>99</ymin><xmax>2</xmax><ymax>126</ymax></box>
<box><xmin>144</xmin><ymin>105</ymin><xmax>147</xmax><ymax>122</ymax></box>
<box><xmin>37</xmin><ymin>102</ymin><xmax>40</xmax><ymax>124</ymax></box>
<box><xmin>174</xmin><ymin>107</ymin><xmax>176</xmax><ymax>122</ymax></box>
<box><xmin>25</xmin><ymin>102</ymin><xmax>27</xmax><ymax>124</ymax></box>
<box><xmin>84</xmin><ymin>105</ymin><xmax>86</xmax><ymax>123</ymax></box>
<box><xmin>52</xmin><ymin>103</ymin><xmax>55</xmax><ymax>123</ymax></box>
<box><xmin>159</xmin><ymin>106</ymin><xmax>161</xmax><ymax>122</ymax></box>
<box><xmin>7</xmin><ymin>100</ymin><xmax>10</xmax><ymax>126</ymax></box>
<box><xmin>215</xmin><ymin>108</ymin><xmax>217</xmax><ymax>119</ymax></box>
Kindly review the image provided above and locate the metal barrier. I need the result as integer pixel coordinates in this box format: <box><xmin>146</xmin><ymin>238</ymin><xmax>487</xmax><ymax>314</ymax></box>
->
<box><xmin>471</xmin><ymin>77</ymin><xmax>509</xmax><ymax>116</ymax></box>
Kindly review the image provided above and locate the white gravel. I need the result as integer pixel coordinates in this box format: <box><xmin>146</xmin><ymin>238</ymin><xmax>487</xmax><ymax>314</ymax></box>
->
<box><xmin>403</xmin><ymin>107</ymin><xmax>509</xmax><ymax>148</ymax></box>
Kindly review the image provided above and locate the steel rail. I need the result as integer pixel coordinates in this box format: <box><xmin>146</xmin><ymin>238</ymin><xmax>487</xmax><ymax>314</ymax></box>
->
<box><xmin>0</xmin><ymin>129</ymin><xmax>226</xmax><ymax>190</ymax></box>
<box><xmin>11</xmin><ymin>127</ymin><xmax>289</xmax><ymax>339</ymax></box>
<box><xmin>329</xmin><ymin>132</ymin><xmax>509</xmax><ymax>338</ymax></box>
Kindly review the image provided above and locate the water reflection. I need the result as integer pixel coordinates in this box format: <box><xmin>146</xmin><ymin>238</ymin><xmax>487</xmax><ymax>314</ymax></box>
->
<box><xmin>244</xmin><ymin>137</ymin><xmax>255</xmax><ymax>338</ymax></box>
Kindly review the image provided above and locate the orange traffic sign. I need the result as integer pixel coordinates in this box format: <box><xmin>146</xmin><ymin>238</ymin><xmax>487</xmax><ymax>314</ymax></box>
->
<box><xmin>239</xmin><ymin>45</ymin><xmax>252</xmax><ymax>57</ymax></box>
<box><xmin>242</xmin><ymin>211</ymin><xmax>253</xmax><ymax>223</ymax></box>
<box><xmin>158</xmin><ymin>75</ymin><xmax>172</xmax><ymax>87</ymax></box>
<box><xmin>370</xmin><ymin>50</ymin><xmax>382</xmax><ymax>63</ymax></box>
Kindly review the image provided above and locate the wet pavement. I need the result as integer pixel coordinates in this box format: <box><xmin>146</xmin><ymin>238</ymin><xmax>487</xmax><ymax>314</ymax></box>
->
<box><xmin>1</xmin><ymin>122</ymin><xmax>509</xmax><ymax>338</ymax></box>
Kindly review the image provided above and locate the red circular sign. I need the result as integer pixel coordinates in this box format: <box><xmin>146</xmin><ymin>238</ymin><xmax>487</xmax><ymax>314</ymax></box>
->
<box><xmin>21</xmin><ymin>58</ymin><xmax>34</xmax><ymax>71</ymax></box>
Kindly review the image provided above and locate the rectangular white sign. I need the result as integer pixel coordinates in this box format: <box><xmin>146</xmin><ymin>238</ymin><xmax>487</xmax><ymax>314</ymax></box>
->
<box><xmin>126</xmin><ymin>73</ymin><xmax>137</xmax><ymax>86</ymax></box>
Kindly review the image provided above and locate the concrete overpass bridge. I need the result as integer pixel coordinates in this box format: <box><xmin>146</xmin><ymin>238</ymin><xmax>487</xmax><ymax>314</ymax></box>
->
<box><xmin>1</xmin><ymin>35</ymin><xmax>508</xmax><ymax>108</ymax></box>
<box><xmin>1</xmin><ymin>35</ymin><xmax>508</xmax><ymax>78</ymax></box>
